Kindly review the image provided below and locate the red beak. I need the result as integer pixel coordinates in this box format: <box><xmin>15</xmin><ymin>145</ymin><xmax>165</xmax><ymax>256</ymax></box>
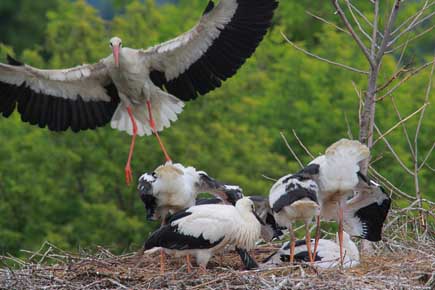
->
<box><xmin>113</xmin><ymin>45</ymin><xmax>120</xmax><ymax>67</ymax></box>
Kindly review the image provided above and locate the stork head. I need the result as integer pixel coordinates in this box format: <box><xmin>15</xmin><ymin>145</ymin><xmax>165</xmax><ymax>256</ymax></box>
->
<box><xmin>138</xmin><ymin>172</ymin><xmax>158</xmax><ymax>220</ymax></box>
<box><xmin>236</xmin><ymin>197</ymin><xmax>265</xmax><ymax>225</ymax></box>
<box><xmin>109</xmin><ymin>36</ymin><xmax>122</xmax><ymax>68</ymax></box>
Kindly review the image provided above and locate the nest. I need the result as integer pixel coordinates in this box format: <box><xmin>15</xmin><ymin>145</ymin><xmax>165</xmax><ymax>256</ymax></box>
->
<box><xmin>1</xmin><ymin>235</ymin><xmax>434</xmax><ymax>290</ymax></box>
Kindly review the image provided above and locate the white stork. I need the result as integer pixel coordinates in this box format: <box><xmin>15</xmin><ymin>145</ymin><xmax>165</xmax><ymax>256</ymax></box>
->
<box><xmin>269</xmin><ymin>173</ymin><xmax>320</xmax><ymax>263</ymax></box>
<box><xmin>262</xmin><ymin>232</ymin><xmax>360</xmax><ymax>269</ymax></box>
<box><xmin>249</xmin><ymin>195</ymin><xmax>284</xmax><ymax>242</ymax></box>
<box><xmin>143</xmin><ymin>197</ymin><xmax>263</xmax><ymax>272</ymax></box>
<box><xmin>0</xmin><ymin>0</ymin><xmax>278</xmax><ymax>185</ymax></box>
<box><xmin>296</xmin><ymin>138</ymin><xmax>390</xmax><ymax>265</ymax></box>
<box><xmin>137</xmin><ymin>162</ymin><xmax>243</xmax><ymax>222</ymax></box>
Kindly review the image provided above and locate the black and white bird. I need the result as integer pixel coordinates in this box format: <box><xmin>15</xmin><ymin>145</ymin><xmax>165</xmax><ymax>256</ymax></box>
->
<box><xmin>0</xmin><ymin>0</ymin><xmax>278</xmax><ymax>185</ymax></box>
<box><xmin>342</xmin><ymin>173</ymin><xmax>391</xmax><ymax>241</ymax></box>
<box><xmin>137</xmin><ymin>162</ymin><xmax>243</xmax><ymax>222</ymax></box>
<box><xmin>297</xmin><ymin>138</ymin><xmax>390</xmax><ymax>264</ymax></box>
<box><xmin>143</xmin><ymin>197</ymin><xmax>263</xmax><ymax>272</ymax></box>
<box><xmin>262</xmin><ymin>232</ymin><xmax>360</xmax><ymax>269</ymax></box>
<box><xmin>249</xmin><ymin>196</ymin><xmax>284</xmax><ymax>242</ymax></box>
<box><xmin>269</xmin><ymin>173</ymin><xmax>320</xmax><ymax>263</ymax></box>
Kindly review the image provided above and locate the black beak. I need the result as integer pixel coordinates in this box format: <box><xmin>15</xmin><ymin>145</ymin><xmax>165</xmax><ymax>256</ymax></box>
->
<box><xmin>252</xmin><ymin>210</ymin><xmax>265</xmax><ymax>226</ymax></box>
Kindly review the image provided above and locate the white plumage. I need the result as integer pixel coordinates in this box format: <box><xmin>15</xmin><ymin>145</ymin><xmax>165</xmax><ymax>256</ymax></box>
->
<box><xmin>144</xmin><ymin>197</ymin><xmax>262</xmax><ymax>270</ymax></box>
<box><xmin>262</xmin><ymin>232</ymin><xmax>360</xmax><ymax>269</ymax></box>
<box><xmin>269</xmin><ymin>173</ymin><xmax>320</xmax><ymax>263</ymax></box>
<box><xmin>0</xmin><ymin>0</ymin><xmax>278</xmax><ymax>184</ymax></box>
<box><xmin>138</xmin><ymin>162</ymin><xmax>243</xmax><ymax>222</ymax></box>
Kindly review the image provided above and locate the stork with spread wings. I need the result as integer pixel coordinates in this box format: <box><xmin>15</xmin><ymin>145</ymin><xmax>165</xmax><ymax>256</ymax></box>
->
<box><xmin>0</xmin><ymin>0</ymin><xmax>278</xmax><ymax>184</ymax></box>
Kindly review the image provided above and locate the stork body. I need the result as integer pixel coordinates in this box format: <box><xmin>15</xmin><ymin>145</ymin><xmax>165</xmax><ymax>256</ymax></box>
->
<box><xmin>308</xmin><ymin>139</ymin><xmax>369</xmax><ymax>266</ymax></box>
<box><xmin>0</xmin><ymin>0</ymin><xmax>278</xmax><ymax>184</ymax></box>
<box><xmin>269</xmin><ymin>173</ymin><xmax>320</xmax><ymax>263</ymax></box>
<box><xmin>137</xmin><ymin>162</ymin><xmax>243</xmax><ymax>222</ymax></box>
<box><xmin>263</xmin><ymin>232</ymin><xmax>359</xmax><ymax>269</ymax></box>
<box><xmin>143</xmin><ymin>197</ymin><xmax>262</xmax><ymax>271</ymax></box>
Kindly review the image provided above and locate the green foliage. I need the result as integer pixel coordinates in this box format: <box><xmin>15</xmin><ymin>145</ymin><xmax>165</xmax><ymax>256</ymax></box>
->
<box><xmin>0</xmin><ymin>0</ymin><xmax>433</xmax><ymax>256</ymax></box>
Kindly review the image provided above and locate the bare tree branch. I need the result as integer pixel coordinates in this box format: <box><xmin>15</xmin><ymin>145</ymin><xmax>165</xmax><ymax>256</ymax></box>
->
<box><xmin>332</xmin><ymin>0</ymin><xmax>376</xmax><ymax>68</ymax></box>
<box><xmin>306</xmin><ymin>11</ymin><xmax>350</xmax><ymax>35</ymax></box>
<box><xmin>347</xmin><ymin>1</ymin><xmax>384</xmax><ymax>39</ymax></box>
<box><xmin>373</xmin><ymin>103</ymin><xmax>429</xmax><ymax>146</ymax></box>
<box><xmin>370</xmin><ymin>0</ymin><xmax>379</xmax><ymax>57</ymax></box>
<box><xmin>280</xmin><ymin>32</ymin><xmax>369</xmax><ymax>74</ymax></box>
<box><xmin>389</xmin><ymin>6</ymin><xmax>435</xmax><ymax>46</ymax></box>
<box><xmin>390</xmin><ymin>96</ymin><xmax>415</xmax><ymax>159</ymax></box>
<box><xmin>373</xmin><ymin>124</ymin><xmax>415</xmax><ymax>176</ymax></box>
<box><xmin>376</xmin><ymin>0</ymin><xmax>401</xmax><ymax>63</ymax></box>
<box><xmin>292</xmin><ymin>129</ymin><xmax>315</xmax><ymax>159</ymax></box>
<box><xmin>280</xmin><ymin>131</ymin><xmax>304</xmax><ymax>168</ymax></box>
<box><xmin>387</xmin><ymin>25</ymin><xmax>435</xmax><ymax>54</ymax></box>
<box><xmin>377</xmin><ymin>60</ymin><xmax>435</xmax><ymax>101</ymax></box>
<box><xmin>418</xmin><ymin>142</ymin><xmax>435</xmax><ymax>171</ymax></box>
<box><xmin>391</xmin><ymin>1</ymin><xmax>435</xmax><ymax>35</ymax></box>
<box><xmin>345</xmin><ymin>0</ymin><xmax>374</xmax><ymax>43</ymax></box>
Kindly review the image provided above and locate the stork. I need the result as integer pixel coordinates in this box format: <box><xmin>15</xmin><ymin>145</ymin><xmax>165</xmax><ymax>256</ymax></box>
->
<box><xmin>269</xmin><ymin>173</ymin><xmax>320</xmax><ymax>263</ymax></box>
<box><xmin>143</xmin><ymin>197</ymin><xmax>263</xmax><ymax>272</ymax></box>
<box><xmin>0</xmin><ymin>0</ymin><xmax>278</xmax><ymax>185</ymax></box>
<box><xmin>137</xmin><ymin>162</ymin><xmax>243</xmax><ymax>222</ymax></box>
<box><xmin>249</xmin><ymin>196</ymin><xmax>284</xmax><ymax>242</ymax></box>
<box><xmin>297</xmin><ymin>138</ymin><xmax>390</xmax><ymax>266</ymax></box>
<box><xmin>262</xmin><ymin>231</ymin><xmax>360</xmax><ymax>269</ymax></box>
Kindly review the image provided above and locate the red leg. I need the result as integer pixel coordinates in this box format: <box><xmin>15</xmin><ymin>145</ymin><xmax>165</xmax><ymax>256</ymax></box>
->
<box><xmin>338</xmin><ymin>203</ymin><xmax>344</xmax><ymax>268</ymax></box>
<box><xmin>313</xmin><ymin>216</ymin><xmax>321</xmax><ymax>260</ymax></box>
<box><xmin>186</xmin><ymin>255</ymin><xmax>192</xmax><ymax>273</ymax></box>
<box><xmin>289</xmin><ymin>225</ymin><xmax>296</xmax><ymax>263</ymax></box>
<box><xmin>160</xmin><ymin>248</ymin><xmax>165</xmax><ymax>274</ymax></box>
<box><xmin>305</xmin><ymin>222</ymin><xmax>314</xmax><ymax>263</ymax></box>
<box><xmin>125</xmin><ymin>106</ymin><xmax>138</xmax><ymax>186</ymax></box>
<box><xmin>146</xmin><ymin>100</ymin><xmax>172</xmax><ymax>162</ymax></box>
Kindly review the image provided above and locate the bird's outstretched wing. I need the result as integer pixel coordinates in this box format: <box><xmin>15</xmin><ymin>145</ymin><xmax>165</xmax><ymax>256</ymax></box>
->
<box><xmin>0</xmin><ymin>55</ymin><xmax>119</xmax><ymax>132</ymax></box>
<box><xmin>143</xmin><ymin>0</ymin><xmax>278</xmax><ymax>101</ymax></box>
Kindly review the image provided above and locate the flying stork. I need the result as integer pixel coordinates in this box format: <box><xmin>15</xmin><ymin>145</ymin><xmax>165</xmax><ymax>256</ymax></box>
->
<box><xmin>142</xmin><ymin>197</ymin><xmax>263</xmax><ymax>272</ymax></box>
<box><xmin>268</xmin><ymin>172</ymin><xmax>320</xmax><ymax>263</ymax></box>
<box><xmin>297</xmin><ymin>138</ymin><xmax>391</xmax><ymax>265</ymax></box>
<box><xmin>0</xmin><ymin>0</ymin><xmax>278</xmax><ymax>185</ymax></box>
<box><xmin>262</xmin><ymin>231</ymin><xmax>360</xmax><ymax>269</ymax></box>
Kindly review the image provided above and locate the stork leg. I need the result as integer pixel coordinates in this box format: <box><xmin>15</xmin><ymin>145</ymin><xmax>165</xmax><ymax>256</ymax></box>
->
<box><xmin>186</xmin><ymin>255</ymin><xmax>192</xmax><ymax>273</ymax></box>
<box><xmin>125</xmin><ymin>106</ymin><xmax>138</xmax><ymax>186</ymax></box>
<box><xmin>289</xmin><ymin>224</ymin><xmax>296</xmax><ymax>263</ymax></box>
<box><xmin>146</xmin><ymin>100</ymin><xmax>172</xmax><ymax>162</ymax></box>
<box><xmin>338</xmin><ymin>202</ymin><xmax>344</xmax><ymax>268</ymax></box>
<box><xmin>313</xmin><ymin>216</ymin><xmax>321</xmax><ymax>260</ymax></box>
<box><xmin>160</xmin><ymin>248</ymin><xmax>166</xmax><ymax>274</ymax></box>
<box><xmin>304</xmin><ymin>222</ymin><xmax>314</xmax><ymax>263</ymax></box>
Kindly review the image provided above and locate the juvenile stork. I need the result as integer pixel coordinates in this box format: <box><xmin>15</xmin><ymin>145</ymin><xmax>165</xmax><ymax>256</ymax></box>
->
<box><xmin>143</xmin><ymin>197</ymin><xmax>263</xmax><ymax>272</ymax></box>
<box><xmin>262</xmin><ymin>232</ymin><xmax>359</xmax><ymax>269</ymax></box>
<box><xmin>137</xmin><ymin>162</ymin><xmax>243</xmax><ymax>222</ymax></box>
<box><xmin>297</xmin><ymin>139</ymin><xmax>390</xmax><ymax>265</ymax></box>
<box><xmin>0</xmin><ymin>0</ymin><xmax>278</xmax><ymax>185</ymax></box>
<box><xmin>269</xmin><ymin>173</ymin><xmax>320</xmax><ymax>263</ymax></box>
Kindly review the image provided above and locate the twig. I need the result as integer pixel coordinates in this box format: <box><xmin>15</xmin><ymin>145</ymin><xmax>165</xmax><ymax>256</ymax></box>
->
<box><xmin>377</xmin><ymin>60</ymin><xmax>435</xmax><ymax>101</ymax></box>
<box><xmin>261</xmin><ymin>174</ymin><xmax>277</xmax><ymax>182</ymax></box>
<box><xmin>280</xmin><ymin>131</ymin><xmax>304</xmax><ymax>168</ymax></box>
<box><xmin>418</xmin><ymin>142</ymin><xmax>435</xmax><ymax>171</ymax></box>
<box><xmin>387</xmin><ymin>25</ymin><xmax>435</xmax><ymax>54</ymax></box>
<box><xmin>345</xmin><ymin>0</ymin><xmax>374</xmax><ymax>43</ymax></box>
<box><xmin>373</xmin><ymin>124</ymin><xmax>414</xmax><ymax>176</ymax></box>
<box><xmin>332</xmin><ymin>0</ymin><xmax>376</xmax><ymax>68</ymax></box>
<box><xmin>292</xmin><ymin>129</ymin><xmax>315</xmax><ymax>159</ymax></box>
<box><xmin>306</xmin><ymin>11</ymin><xmax>350</xmax><ymax>35</ymax></box>
<box><xmin>280</xmin><ymin>32</ymin><xmax>368</xmax><ymax>74</ymax></box>
<box><xmin>372</xmin><ymin>103</ymin><xmax>429</xmax><ymax>146</ymax></box>
<box><xmin>390</xmin><ymin>96</ymin><xmax>415</xmax><ymax>160</ymax></box>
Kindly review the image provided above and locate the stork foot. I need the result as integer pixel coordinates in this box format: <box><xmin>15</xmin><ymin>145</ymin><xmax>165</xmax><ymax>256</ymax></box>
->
<box><xmin>125</xmin><ymin>163</ymin><xmax>133</xmax><ymax>186</ymax></box>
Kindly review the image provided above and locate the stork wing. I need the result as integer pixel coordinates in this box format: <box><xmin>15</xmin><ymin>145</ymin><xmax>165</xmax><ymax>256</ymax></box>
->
<box><xmin>143</xmin><ymin>0</ymin><xmax>278</xmax><ymax>101</ymax></box>
<box><xmin>0</xmin><ymin>55</ymin><xmax>119</xmax><ymax>132</ymax></box>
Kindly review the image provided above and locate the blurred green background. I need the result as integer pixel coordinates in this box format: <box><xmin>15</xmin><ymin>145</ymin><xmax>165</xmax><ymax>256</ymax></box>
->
<box><xmin>0</xmin><ymin>0</ymin><xmax>433</xmax><ymax>255</ymax></box>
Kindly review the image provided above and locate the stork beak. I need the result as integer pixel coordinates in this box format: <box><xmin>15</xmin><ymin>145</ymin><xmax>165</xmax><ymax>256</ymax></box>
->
<box><xmin>113</xmin><ymin>44</ymin><xmax>120</xmax><ymax>68</ymax></box>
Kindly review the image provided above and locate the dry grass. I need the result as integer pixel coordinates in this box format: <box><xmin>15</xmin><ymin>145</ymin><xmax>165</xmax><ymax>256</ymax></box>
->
<box><xmin>1</xmin><ymin>234</ymin><xmax>434</xmax><ymax>290</ymax></box>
